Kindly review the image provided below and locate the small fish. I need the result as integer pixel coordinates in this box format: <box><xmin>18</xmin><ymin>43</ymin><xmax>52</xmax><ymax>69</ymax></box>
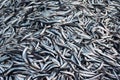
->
<box><xmin>21</xmin><ymin>33</ymin><xmax>32</xmax><ymax>41</ymax></box>
<box><xmin>32</xmin><ymin>74</ymin><xmax>49</xmax><ymax>79</ymax></box>
<box><xmin>0</xmin><ymin>55</ymin><xmax>10</xmax><ymax>63</ymax></box>
<box><xmin>60</xmin><ymin>71</ymin><xmax>74</xmax><ymax>77</ymax></box>
<box><xmin>85</xmin><ymin>73</ymin><xmax>103</xmax><ymax>80</ymax></box>
<box><xmin>2</xmin><ymin>67</ymin><xmax>27</xmax><ymax>76</ymax></box>
<box><xmin>60</xmin><ymin>27</ymin><xmax>67</xmax><ymax>40</ymax></box>
<box><xmin>41</xmin><ymin>61</ymin><xmax>53</xmax><ymax>71</ymax></box>
<box><xmin>4</xmin><ymin>13</ymin><xmax>15</xmax><ymax>24</ymax></box>
<box><xmin>51</xmin><ymin>58</ymin><xmax>60</xmax><ymax>66</ymax></box>
<box><xmin>22</xmin><ymin>47</ymin><xmax>31</xmax><ymax>64</ymax></box>
<box><xmin>0</xmin><ymin>0</ymin><xmax>8</xmax><ymax>9</ymax></box>
<box><xmin>41</xmin><ymin>42</ymin><xmax>57</xmax><ymax>55</ymax></box>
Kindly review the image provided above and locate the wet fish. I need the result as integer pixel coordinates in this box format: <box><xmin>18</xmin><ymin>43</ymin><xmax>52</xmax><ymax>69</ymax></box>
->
<box><xmin>0</xmin><ymin>0</ymin><xmax>120</xmax><ymax>79</ymax></box>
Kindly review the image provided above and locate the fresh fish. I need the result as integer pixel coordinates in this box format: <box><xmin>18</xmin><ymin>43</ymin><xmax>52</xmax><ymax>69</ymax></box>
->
<box><xmin>0</xmin><ymin>0</ymin><xmax>120</xmax><ymax>79</ymax></box>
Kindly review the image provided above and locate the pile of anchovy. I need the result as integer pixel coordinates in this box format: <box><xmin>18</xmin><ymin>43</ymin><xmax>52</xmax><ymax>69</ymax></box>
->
<box><xmin>0</xmin><ymin>0</ymin><xmax>120</xmax><ymax>80</ymax></box>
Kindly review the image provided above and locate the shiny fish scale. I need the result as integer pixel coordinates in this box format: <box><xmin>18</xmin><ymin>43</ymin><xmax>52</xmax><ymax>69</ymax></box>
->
<box><xmin>0</xmin><ymin>0</ymin><xmax>120</xmax><ymax>80</ymax></box>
